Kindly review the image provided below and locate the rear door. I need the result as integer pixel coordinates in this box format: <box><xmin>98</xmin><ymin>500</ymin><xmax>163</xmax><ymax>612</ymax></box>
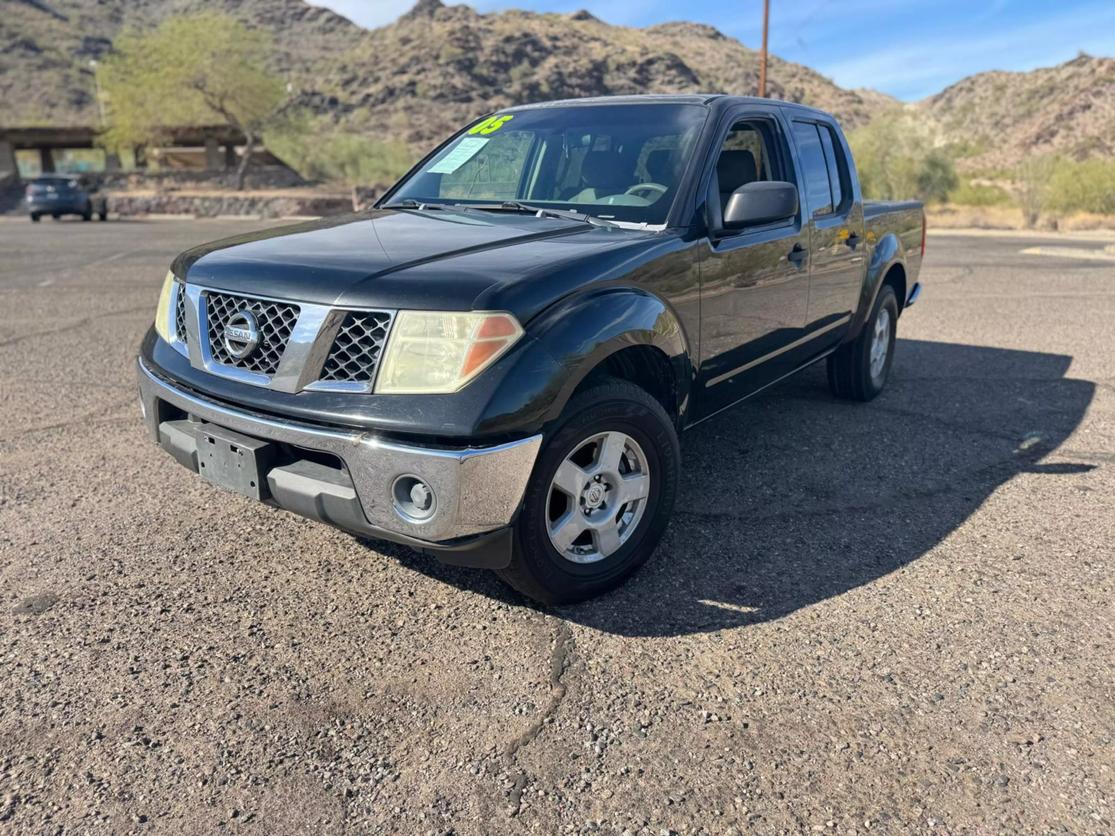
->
<box><xmin>789</xmin><ymin>118</ymin><xmax>865</xmax><ymax>348</ymax></box>
<box><xmin>696</xmin><ymin>106</ymin><xmax>811</xmax><ymax>419</ymax></box>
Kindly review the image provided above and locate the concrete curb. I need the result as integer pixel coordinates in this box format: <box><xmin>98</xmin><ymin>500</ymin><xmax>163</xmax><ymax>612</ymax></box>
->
<box><xmin>928</xmin><ymin>227</ymin><xmax>1115</xmax><ymax>242</ymax></box>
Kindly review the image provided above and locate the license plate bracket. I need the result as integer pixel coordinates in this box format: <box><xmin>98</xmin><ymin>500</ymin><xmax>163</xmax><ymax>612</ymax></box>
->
<box><xmin>196</xmin><ymin>424</ymin><xmax>275</xmax><ymax>500</ymax></box>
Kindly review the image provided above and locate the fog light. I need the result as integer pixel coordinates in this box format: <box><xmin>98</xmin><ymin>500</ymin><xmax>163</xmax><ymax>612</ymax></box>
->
<box><xmin>392</xmin><ymin>475</ymin><xmax>436</xmax><ymax>522</ymax></box>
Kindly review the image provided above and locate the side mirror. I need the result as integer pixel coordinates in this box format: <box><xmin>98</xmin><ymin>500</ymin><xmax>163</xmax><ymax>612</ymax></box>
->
<box><xmin>723</xmin><ymin>180</ymin><xmax>799</xmax><ymax>228</ymax></box>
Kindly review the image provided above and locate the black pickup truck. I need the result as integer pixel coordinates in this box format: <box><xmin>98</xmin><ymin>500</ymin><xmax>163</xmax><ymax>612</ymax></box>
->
<box><xmin>138</xmin><ymin>95</ymin><xmax>924</xmax><ymax>604</ymax></box>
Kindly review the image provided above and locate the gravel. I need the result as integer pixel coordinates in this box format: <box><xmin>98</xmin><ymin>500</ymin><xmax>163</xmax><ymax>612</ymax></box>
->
<box><xmin>0</xmin><ymin>218</ymin><xmax>1112</xmax><ymax>833</ymax></box>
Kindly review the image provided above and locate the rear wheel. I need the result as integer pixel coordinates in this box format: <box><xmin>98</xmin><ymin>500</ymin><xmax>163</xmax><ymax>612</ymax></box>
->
<box><xmin>98</xmin><ymin>210</ymin><xmax>108</xmax><ymax>221</ymax></box>
<box><xmin>827</xmin><ymin>284</ymin><xmax>898</xmax><ymax>401</ymax></box>
<box><xmin>30</xmin><ymin>213</ymin><xmax>40</xmax><ymax>223</ymax></box>
<box><xmin>497</xmin><ymin>380</ymin><xmax>679</xmax><ymax>604</ymax></box>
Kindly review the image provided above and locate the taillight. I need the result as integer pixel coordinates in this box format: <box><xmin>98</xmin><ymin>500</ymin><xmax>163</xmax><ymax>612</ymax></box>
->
<box><xmin>920</xmin><ymin>212</ymin><xmax>927</xmax><ymax>258</ymax></box>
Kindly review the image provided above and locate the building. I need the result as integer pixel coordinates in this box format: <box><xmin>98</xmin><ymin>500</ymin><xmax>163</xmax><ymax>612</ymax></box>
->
<box><xmin>0</xmin><ymin>125</ymin><xmax>286</xmax><ymax>182</ymax></box>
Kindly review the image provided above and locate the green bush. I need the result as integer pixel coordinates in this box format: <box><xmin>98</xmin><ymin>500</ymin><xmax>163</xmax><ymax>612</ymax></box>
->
<box><xmin>1015</xmin><ymin>155</ymin><xmax>1057</xmax><ymax>228</ymax></box>
<box><xmin>1046</xmin><ymin>158</ymin><xmax>1115</xmax><ymax>215</ymax></box>
<box><xmin>948</xmin><ymin>180</ymin><xmax>1012</xmax><ymax>207</ymax></box>
<box><xmin>266</xmin><ymin>118</ymin><xmax>414</xmax><ymax>187</ymax></box>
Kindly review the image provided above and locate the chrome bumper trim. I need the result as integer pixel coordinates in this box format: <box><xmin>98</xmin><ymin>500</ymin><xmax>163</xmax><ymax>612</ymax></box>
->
<box><xmin>136</xmin><ymin>358</ymin><xmax>542</xmax><ymax>542</ymax></box>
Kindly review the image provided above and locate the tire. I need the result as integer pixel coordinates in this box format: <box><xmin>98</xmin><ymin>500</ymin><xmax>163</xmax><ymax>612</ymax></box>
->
<box><xmin>497</xmin><ymin>380</ymin><xmax>680</xmax><ymax>605</ymax></box>
<box><xmin>51</xmin><ymin>213</ymin><xmax>60</xmax><ymax>220</ymax></box>
<box><xmin>827</xmin><ymin>284</ymin><xmax>898</xmax><ymax>401</ymax></box>
<box><xmin>30</xmin><ymin>213</ymin><xmax>40</xmax><ymax>223</ymax></box>
<box><xmin>98</xmin><ymin>210</ymin><xmax>108</xmax><ymax>222</ymax></box>
<box><xmin>82</xmin><ymin>210</ymin><xmax>92</xmax><ymax>221</ymax></box>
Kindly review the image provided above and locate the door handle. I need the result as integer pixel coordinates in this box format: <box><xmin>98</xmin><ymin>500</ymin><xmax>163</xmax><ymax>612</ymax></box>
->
<box><xmin>788</xmin><ymin>244</ymin><xmax>807</xmax><ymax>267</ymax></box>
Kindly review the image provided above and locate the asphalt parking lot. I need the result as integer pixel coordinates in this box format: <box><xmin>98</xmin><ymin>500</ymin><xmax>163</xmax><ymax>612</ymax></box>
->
<box><xmin>1</xmin><ymin>218</ymin><xmax>1112</xmax><ymax>834</ymax></box>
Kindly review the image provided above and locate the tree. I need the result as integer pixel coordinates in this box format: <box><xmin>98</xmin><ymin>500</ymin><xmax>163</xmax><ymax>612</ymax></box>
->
<box><xmin>848</xmin><ymin>112</ymin><xmax>957</xmax><ymax>203</ymax></box>
<box><xmin>98</xmin><ymin>13</ymin><xmax>287</xmax><ymax>189</ymax></box>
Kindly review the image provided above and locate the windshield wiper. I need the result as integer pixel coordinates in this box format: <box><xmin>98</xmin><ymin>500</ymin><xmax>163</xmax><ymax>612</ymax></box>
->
<box><xmin>382</xmin><ymin>198</ymin><xmax>454</xmax><ymax>211</ymax></box>
<box><xmin>467</xmin><ymin>201</ymin><xmax>617</xmax><ymax>228</ymax></box>
<box><xmin>386</xmin><ymin>198</ymin><xmax>618</xmax><ymax>228</ymax></box>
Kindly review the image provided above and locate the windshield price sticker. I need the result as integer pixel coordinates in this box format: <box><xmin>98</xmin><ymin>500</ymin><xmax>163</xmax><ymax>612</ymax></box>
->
<box><xmin>427</xmin><ymin>137</ymin><xmax>489</xmax><ymax>174</ymax></box>
<box><xmin>468</xmin><ymin>114</ymin><xmax>514</xmax><ymax>135</ymax></box>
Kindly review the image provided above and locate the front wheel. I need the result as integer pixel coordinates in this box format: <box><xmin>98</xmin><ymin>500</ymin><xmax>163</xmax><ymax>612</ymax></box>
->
<box><xmin>827</xmin><ymin>285</ymin><xmax>898</xmax><ymax>401</ymax></box>
<box><xmin>497</xmin><ymin>380</ymin><xmax>680</xmax><ymax>605</ymax></box>
<box><xmin>30</xmin><ymin>213</ymin><xmax>40</xmax><ymax>223</ymax></box>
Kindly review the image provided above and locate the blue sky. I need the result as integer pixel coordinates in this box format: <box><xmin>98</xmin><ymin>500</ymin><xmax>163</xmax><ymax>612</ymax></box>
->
<box><xmin>312</xmin><ymin>0</ymin><xmax>1115</xmax><ymax>100</ymax></box>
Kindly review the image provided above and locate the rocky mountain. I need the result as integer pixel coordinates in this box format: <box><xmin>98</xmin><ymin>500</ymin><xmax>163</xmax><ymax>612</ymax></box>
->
<box><xmin>317</xmin><ymin>1</ymin><xmax>895</xmax><ymax>146</ymax></box>
<box><xmin>2</xmin><ymin>0</ymin><xmax>1111</xmax><ymax>170</ymax></box>
<box><xmin>1</xmin><ymin>0</ymin><xmax>890</xmax><ymax>141</ymax></box>
<box><xmin>921</xmin><ymin>53</ymin><xmax>1115</xmax><ymax>170</ymax></box>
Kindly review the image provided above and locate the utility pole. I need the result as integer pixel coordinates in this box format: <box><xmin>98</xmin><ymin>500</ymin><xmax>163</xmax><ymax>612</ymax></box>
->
<box><xmin>758</xmin><ymin>0</ymin><xmax>770</xmax><ymax>97</ymax></box>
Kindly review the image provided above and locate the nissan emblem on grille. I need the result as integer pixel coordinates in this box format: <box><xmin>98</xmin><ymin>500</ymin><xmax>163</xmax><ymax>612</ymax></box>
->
<box><xmin>204</xmin><ymin>292</ymin><xmax>300</xmax><ymax>376</ymax></box>
<box><xmin>222</xmin><ymin>310</ymin><xmax>261</xmax><ymax>360</ymax></box>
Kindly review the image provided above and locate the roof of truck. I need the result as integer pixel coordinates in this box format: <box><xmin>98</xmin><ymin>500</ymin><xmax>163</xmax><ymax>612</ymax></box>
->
<box><xmin>503</xmin><ymin>94</ymin><xmax>834</xmax><ymax>119</ymax></box>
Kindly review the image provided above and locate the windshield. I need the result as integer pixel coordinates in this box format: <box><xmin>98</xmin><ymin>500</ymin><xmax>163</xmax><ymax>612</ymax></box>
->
<box><xmin>388</xmin><ymin>103</ymin><xmax>708</xmax><ymax>226</ymax></box>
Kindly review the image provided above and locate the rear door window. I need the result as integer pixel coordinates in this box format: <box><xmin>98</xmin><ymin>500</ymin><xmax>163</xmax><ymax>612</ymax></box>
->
<box><xmin>791</xmin><ymin>121</ymin><xmax>833</xmax><ymax>217</ymax></box>
<box><xmin>816</xmin><ymin>124</ymin><xmax>847</xmax><ymax>212</ymax></box>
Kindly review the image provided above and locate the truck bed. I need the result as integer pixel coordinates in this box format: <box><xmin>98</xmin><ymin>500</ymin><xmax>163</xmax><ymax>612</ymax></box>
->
<box><xmin>864</xmin><ymin>199</ymin><xmax>925</xmax><ymax>290</ymax></box>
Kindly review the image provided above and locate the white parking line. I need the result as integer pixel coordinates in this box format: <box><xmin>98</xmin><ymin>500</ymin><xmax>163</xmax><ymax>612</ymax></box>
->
<box><xmin>1020</xmin><ymin>246</ymin><xmax>1115</xmax><ymax>262</ymax></box>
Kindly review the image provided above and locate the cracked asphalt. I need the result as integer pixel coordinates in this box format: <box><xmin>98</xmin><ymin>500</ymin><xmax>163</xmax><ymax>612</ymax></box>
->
<box><xmin>1</xmin><ymin>218</ymin><xmax>1112</xmax><ymax>834</ymax></box>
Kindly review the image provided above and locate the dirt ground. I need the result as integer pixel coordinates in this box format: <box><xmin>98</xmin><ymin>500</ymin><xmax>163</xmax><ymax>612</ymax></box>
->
<box><xmin>1</xmin><ymin>218</ymin><xmax>1112</xmax><ymax>834</ymax></box>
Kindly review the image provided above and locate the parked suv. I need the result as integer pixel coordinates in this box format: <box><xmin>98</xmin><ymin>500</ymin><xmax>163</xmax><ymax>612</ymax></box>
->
<box><xmin>137</xmin><ymin>95</ymin><xmax>924</xmax><ymax>603</ymax></box>
<box><xmin>26</xmin><ymin>174</ymin><xmax>108</xmax><ymax>222</ymax></box>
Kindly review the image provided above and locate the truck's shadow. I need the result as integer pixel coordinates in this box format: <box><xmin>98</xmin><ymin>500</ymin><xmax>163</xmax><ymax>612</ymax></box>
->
<box><xmin>385</xmin><ymin>339</ymin><xmax>1095</xmax><ymax>637</ymax></box>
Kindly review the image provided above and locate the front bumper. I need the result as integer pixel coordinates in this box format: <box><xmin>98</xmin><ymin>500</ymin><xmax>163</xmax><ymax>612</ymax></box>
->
<box><xmin>137</xmin><ymin>357</ymin><xmax>541</xmax><ymax>567</ymax></box>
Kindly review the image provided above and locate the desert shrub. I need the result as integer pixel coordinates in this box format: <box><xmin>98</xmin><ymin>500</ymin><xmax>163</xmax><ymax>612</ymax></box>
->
<box><xmin>1015</xmin><ymin>155</ymin><xmax>1057</xmax><ymax>228</ymax></box>
<box><xmin>1046</xmin><ymin>158</ymin><xmax>1115</xmax><ymax>215</ymax></box>
<box><xmin>848</xmin><ymin>113</ymin><xmax>957</xmax><ymax>203</ymax></box>
<box><xmin>916</xmin><ymin>148</ymin><xmax>960</xmax><ymax>204</ymax></box>
<box><xmin>266</xmin><ymin>117</ymin><xmax>415</xmax><ymax>204</ymax></box>
<box><xmin>948</xmin><ymin>180</ymin><xmax>1012</xmax><ymax>207</ymax></box>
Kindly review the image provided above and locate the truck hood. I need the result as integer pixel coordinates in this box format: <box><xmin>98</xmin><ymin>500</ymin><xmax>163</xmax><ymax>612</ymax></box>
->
<box><xmin>173</xmin><ymin>208</ymin><xmax>661</xmax><ymax>320</ymax></box>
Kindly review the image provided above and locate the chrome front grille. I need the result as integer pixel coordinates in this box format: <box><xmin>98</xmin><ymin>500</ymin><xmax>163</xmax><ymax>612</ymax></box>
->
<box><xmin>204</xmin><ymin>291</ymin><xmax>299</xmax><ymax>376</ymax></box>
<box><xmin>174</xmin><ymin>283</ymin><xmax>396</xmax><ymax>393</ymax></box>
<box><xmin>174</xmin><ymin>282</ymin><xmax>188</xmax><ymax>344</ymax></box>
<box><xmin>319</xmin><ymin>311</ymin><xmax>393</xmax><ymax>385</ymax></box>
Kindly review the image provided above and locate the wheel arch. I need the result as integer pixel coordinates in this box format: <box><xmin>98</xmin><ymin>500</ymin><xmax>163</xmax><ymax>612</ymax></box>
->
<box><xmin>474</xmin><ymin>287</ymin><xmax>691</xmax><ymax>434</ymax></box>
<box><xmin>847</xmin><ymin>231</ymin><xmax>908</xmax><ymax>341</ymax></box>
<box><xmin>521</xmin><ymin>287</ymin><xmax>694</xmax><ymax>430</ymax></box>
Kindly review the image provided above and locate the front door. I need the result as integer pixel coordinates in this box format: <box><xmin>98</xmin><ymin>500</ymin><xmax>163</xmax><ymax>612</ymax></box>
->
<box><xmin>696</xmin><ymin>111</ymin><xmax>811</xmax><ymax>419</ymax></box>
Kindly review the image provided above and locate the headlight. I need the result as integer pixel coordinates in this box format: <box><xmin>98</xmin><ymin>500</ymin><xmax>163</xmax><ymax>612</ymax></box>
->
<box><xmin>154</xmin><ymin>270</ymin><xmax>176</xmax><ymax>343</ymax></box>
<box><xmin>375</xmin><ymin>311</ymin><xmax>523</xmax><ymax>394</ymax></box>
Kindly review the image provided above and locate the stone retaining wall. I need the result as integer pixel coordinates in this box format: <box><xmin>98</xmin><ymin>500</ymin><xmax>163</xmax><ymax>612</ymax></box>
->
<box><xmin>105</xmin><ymin>192</ymin><xmax>353</xmax><ymax>219</ymax></box>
